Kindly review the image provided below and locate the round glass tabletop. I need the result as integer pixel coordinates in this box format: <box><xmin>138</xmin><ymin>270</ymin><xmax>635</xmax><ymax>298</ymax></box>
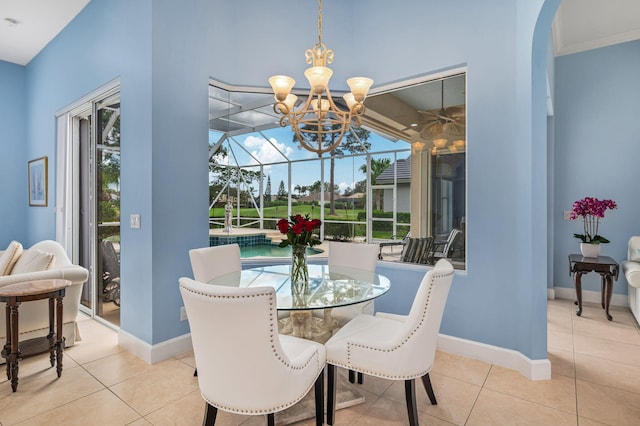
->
<box><xmin>208</xmin><ymin>264</ymin><xmax>390</xmax><ymax>311</ymax></box>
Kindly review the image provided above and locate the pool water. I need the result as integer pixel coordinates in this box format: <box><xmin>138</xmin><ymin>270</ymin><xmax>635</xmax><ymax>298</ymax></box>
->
<box><xmin>240</xmin><ymin>244</ymin><xmax>323</xmax><ymax>258</ymax></box>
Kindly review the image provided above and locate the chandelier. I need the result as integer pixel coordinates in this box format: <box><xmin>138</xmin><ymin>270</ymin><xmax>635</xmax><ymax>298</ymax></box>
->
<box><xmin>268</xmin><ymin>0</ymin><xmax>373</xmax><ymax>156</ymax></box>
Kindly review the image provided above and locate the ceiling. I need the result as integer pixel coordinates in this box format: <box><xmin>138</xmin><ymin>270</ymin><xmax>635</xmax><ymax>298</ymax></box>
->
<box><xmin>1</xmin><ymin>1</ymin><xmax>638</xmax><ymax>152</ymax></box>
<box><xmin>1</xmin><ymin>0</ymin><xmax>640</xmax><ymax>66</ymax></box>
<box><xmin>0</xmin><ymin>0</ymin><xmax>89</xmax><ymax>66</ymax></box>
<box><xmin>552</xmin><ymin>0</ymin><xmax>640</xmax><ymax>56</ymax></box>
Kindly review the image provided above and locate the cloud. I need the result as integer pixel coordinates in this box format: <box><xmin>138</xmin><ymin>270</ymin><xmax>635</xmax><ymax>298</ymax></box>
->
<box><xmin>243</xmin><ymin>135</ymin><xmax>293</xmax><ymax>165</ymax></box>
<box><xmin>337</xmin><ymin>181</ymin><xmax>354</xmax><ymax>193</ymax></box>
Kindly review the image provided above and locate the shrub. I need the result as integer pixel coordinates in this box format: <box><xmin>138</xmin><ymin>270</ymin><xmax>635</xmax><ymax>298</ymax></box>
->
<box><xmin>324</xmin><ymin>222</ymin><xmax>354</xmax><ymax>241</ymax></box>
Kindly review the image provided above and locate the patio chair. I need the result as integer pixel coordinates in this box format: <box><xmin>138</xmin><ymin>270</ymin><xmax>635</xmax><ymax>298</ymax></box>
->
<box><xmin>101</xmin><ymin>240</ymin><xmax>120</xmax><ymax>306</ymax></box>
<box><xmin>427</xmin><ymin>229</ymin><xmax>462</xmax><ymax>264</ymax></box>
<box><xmin>400</xmin><ymin>237</ymin><xmax>434</xmax><ymax>264</ymax></box>
<box><xmin>378</xmin><ymin>231</ymin><xmax>411</xmax><ymax>259</ymax></box>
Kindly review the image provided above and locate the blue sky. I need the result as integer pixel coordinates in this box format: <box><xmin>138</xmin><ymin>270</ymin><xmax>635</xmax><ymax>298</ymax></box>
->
<box><xmin>209</xmin><ymin>127</ymin><xmax>410</xmax><ymax>195</ymax></box>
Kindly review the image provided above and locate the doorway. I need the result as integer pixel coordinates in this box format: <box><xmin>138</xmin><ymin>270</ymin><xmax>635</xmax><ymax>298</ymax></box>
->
<box><xmin>56</xmin><ymin>83</ymin><xmax>121</xmax><ymax>328</ymax></box>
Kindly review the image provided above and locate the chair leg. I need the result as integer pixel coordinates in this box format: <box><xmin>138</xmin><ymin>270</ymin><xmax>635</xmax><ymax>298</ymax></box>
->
<box><xmin>421</xmin><ymin>372</ymin><xmax>437</xmax><ymax>405</ymax></box>
<box><xmin>327</xmin><ymin>364</ymin><xmax>337</xmax><ymax>425</ymax></box>
<box><xmin>267</xmin><ymin>413</ymin><xmax>275</xmax><ymax>426</ymax></box>
<box><xmin>404</xmin><ymin>379</ymin><xmax>419</xmax><ymax>426</ymax></box>
<box><xmin>203</xmin><ymin>402</ymin><xmax>217</xmax><ymax>426</ymax></box>
<box><xmin>348</xmin><ymin>370</ymin><xmax>364</xmax><ymax>384</ymax></box>
<box><xmin>314</xmin><ymin>367</ymin><xmax>324</xmax><ymax>426</ymax></box>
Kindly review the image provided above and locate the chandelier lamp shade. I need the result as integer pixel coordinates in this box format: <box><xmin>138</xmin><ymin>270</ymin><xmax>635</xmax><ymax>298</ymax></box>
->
<box><xmin>268</xmin><ymin>0</ymin><xmax>373</xmax><ymax>156</ymax></box>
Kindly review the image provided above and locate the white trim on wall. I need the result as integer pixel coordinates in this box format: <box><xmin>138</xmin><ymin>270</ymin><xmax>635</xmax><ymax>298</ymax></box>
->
<box><xmin>120</xmin><ymin>330</ymin><xmax>551</xmax><ymax>380</ymax></box>
<box><xmin>552</xmin><ymin>286</ymin><xmax>628</xmax><ymax>307</ymax></box>
<box><xmin>437</xmin><ymin>334</ymin><xmax>551</xmax><ymax>381</ymax></box>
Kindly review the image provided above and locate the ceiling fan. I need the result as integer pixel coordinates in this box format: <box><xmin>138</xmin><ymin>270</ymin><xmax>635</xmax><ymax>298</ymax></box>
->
<box><xmin>413</xmin><ymin>79</ymin><xmax>465</xmax><ymax>141</ymax></box>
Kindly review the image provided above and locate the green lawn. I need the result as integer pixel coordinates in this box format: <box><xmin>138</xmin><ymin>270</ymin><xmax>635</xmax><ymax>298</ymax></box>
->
<box><xmin>211</xmin><ymin>205</ymin><xmax>363</xmax><ymax>221</ymax></box>
<box><xmin>210</xmin><ymin>205</ymin><xmax>409</xmax><ymax>240</ymax></box>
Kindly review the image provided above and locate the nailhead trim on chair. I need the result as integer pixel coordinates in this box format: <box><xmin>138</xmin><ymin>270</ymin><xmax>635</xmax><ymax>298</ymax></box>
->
<box><xmin>181</xmin><ymin>284</ymin><xmax>324</xmax><ymax>415</ymax></box>
<box><xmin>331</xmin><ymin>268</ymin><xmax>453</xmax><ymax>380</ymax></box>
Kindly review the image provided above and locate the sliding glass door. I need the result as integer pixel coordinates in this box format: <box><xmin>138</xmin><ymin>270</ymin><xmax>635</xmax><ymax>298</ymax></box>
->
<box><xmin>64</xmin><ymin>88</ymin><xmax>121</xmax><ymax>328</ymax></box>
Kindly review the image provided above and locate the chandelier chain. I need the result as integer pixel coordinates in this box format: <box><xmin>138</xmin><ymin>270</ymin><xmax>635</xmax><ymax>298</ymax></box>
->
<box><xmin>317</xmin><ymin>0</ymin><xmax>323</xmax><ymax>47</ymax></box>
<box><xmin>268</xmin><ymin>0</ymin><xmax>373</xmax><ymax>156</ymax></box>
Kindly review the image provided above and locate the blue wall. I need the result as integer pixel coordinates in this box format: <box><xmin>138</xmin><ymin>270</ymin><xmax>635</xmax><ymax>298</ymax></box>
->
<box><xmin>0</xmin><ymin>0</ymin><xmax>563</xmax><ymax>361</ymax></box>
<box><xmin>554</xmin><ymin>39</ymin><xmax>640</xmax><ymax>295</ymax></box>
<box><xmin>0</xmin><ymin>61</ymin><xmax>27</xmax><ymax>245</ymax></box>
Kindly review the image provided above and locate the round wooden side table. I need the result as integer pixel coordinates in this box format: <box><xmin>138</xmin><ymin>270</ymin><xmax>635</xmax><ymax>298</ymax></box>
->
<box><xmin>0</xmin><ymin>279</ymin><xmax>71</xmax><ymax>392</ymax></box>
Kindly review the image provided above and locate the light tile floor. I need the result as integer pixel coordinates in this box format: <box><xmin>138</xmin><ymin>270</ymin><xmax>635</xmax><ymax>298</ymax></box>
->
<box><xmin>1</xmin><ymin>298</ymin><xmax>639</xmax><ymax>425</ymax></box>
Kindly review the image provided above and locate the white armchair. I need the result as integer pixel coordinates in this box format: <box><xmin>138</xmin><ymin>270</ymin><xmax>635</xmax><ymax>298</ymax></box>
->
<box><xmin>324</xmin><ymin>259</ymin><xmax>455</xmax><ymax>426</ymax></box>
<box><xmin>179</xmin><ymin>277</ymin><xmax>326</xmax><ymax>426</ymax></box>
<box><xmin>621</xmin><ymin>236</ymin><xmax>640</xmax><ymax>325</ymax></box>
<box><xmin>0</xmin><ymin>240</ymin><xmax>89</xmax><ymax>349</ymax></box>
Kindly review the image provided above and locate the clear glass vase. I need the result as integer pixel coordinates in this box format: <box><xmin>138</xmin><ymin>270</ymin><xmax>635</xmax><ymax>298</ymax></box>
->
<box><xmin>290</xmin><ymin>244</ymin><xmax>309</xmax><ymax>299</ymax></box>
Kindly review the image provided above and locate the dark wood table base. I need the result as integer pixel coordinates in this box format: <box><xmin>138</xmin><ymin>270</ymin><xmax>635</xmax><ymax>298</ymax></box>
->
<box><xmin>1</xmin><ymin>279</ymin><xmax>71</xmax><ymax>392</ymax></box>
<box><xmin>569</xmin><ymin>254</ymin><xmax>619</xmax><ymax>321</ymax></box>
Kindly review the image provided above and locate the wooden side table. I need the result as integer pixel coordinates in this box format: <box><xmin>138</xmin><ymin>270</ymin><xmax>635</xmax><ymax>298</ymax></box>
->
<box><xmin>568</xmin><ymin>254</ymin><xmax>619</xmax><ymax>321</ymax></box>
<box><xmin>0</xmin><ymin>279</ymin><xmax>71</xmax><ymax>392</ymax></box>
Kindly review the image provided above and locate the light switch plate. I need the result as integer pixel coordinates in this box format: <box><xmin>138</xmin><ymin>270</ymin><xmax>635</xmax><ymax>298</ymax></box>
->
<box><xmin>130</xmin><ymin>214</ymin><xmax>141</xmax><ymax>229</ymax></box>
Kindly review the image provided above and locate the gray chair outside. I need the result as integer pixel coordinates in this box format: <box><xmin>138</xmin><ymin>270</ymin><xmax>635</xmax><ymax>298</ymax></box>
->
<box><xmin>101</xmin><ymin>240</ymin><xmax>120</xmax><ymax>306</ymax></box>
<box><xmin>428</xmin><ymin>229</ymin><xmax>462</xmax><ymax>263</ymax></box>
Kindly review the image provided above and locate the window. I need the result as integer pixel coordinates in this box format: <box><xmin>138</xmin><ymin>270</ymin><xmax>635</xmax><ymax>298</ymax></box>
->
<box><xmin>208</xmin><ymin>72</ymin><xmax>466</xmax><ymax>268</ymax></box>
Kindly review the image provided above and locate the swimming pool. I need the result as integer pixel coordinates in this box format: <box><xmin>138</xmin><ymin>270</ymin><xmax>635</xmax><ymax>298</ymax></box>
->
<box><xmin>240</xmin><ymin>244</ymin><xmax>323</xmax><ymax>258</ymax></box>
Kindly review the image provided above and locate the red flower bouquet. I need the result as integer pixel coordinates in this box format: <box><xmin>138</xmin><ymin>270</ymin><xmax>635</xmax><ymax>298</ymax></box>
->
<box><xmin>277</xmin><ymin>214</ymin><xmax>322</xmax><ymax>248</ymax></box>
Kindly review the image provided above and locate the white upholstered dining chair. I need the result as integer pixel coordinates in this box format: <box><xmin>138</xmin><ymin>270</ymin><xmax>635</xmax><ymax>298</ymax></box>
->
<box><xmin>179</xmin><ymin>278</ymin><xmax>326</xmax><ymax>426</ymax></box>
<box><xmin>188</xmin><ymin>243</ymin><xmax>241</xmax><ymax>377</ymax></box>
<box><xmin>324</xmin><ymin>259</ymin><xmax>455</xmax><ymax>426</ymax></box>
<box><xmin>326</xmin><ymin>241</ymin><xmax>379</xmax><ymax>321</ymax></box>
<box><xmin>323</xmin><ymin>241</ymin><xmax>379</xmax><ymax>384</ymax></box>
<box><xmin>188</xmin><ymin>243</ymin><xmax>241</xmax><ymax>283</ymax></box>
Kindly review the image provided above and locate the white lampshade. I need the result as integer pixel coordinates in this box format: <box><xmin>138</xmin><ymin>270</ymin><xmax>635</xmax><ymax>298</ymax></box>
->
<box><xmin>412</xmin><ymin>141</ymin><xmax>425</xmax><ymax>152</ymax></box>
<box><xmin>343</xmin><ymin>93</ymin><xmax>357</xmax><ymax>110</ymax></box>
<box><xmin>304</xmin><ymin>66</ymin><xmax>333</xmax><ymax>94</ymax></box>
<box><xmin>347</xmin><ymin>77</ymin><xmax>374</xmax><ymax>102</ymax></box>
<box><xmin>269</xmin><ymin>75</ymin><xmax>296</xmax><ymax>102</ymax></box>
<box><xmin>283</xmin><ymin>94</ymin><xmax>298</xmax><ymax>112</ymax></box>
<box><xmin>312</xmin><ymin>98</ymin><xmax>330</xmax><ymax>113</ymax></box>
<box><xmin>433</xmin><ymin>138</ymin><xmax>447</xmax><ymax>148</ymax></box>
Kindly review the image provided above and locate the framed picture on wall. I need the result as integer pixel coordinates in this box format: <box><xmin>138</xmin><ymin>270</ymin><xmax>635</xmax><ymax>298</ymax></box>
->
<box><xmin>28</xmin><ymin>156</ymin><xmax>48</xmax><ymax>207</ymax></box>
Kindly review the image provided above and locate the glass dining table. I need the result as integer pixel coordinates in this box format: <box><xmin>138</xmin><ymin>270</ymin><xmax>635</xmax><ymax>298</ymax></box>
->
<box><xmin>207</xmin><ymin>263</ymin><xmax>391</xmax><ymax>343</ymax></box>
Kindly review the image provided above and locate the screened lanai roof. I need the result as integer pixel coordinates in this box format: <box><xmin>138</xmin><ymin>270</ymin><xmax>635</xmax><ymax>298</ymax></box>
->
<box><xmin>208</xmin><ymin>73</ymin><xmax>466</xmax><ymax>165</ymax></box>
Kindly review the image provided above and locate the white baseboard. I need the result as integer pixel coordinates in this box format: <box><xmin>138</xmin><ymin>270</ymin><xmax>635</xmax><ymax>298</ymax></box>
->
<box><xmin>118</xmin><ymin>329</ymin><xmax>192</xmax><ymax>364</ymax></box>
<box><xmin>552</xmin><ymin>286</ymin><xmax>627</xmax><ymax>307</ymax></box>
<box><xmin>437</xmin><ymin>334</ymin><xmax>551</xmax><ymax>381</ymax></box>
<box><xmin>547</xmin><ymin>288</ymin><xmax>555</xmax><ymax>299</ymax></box>
<box><xmin>117</xmin><ymin>331</ymin><xmax>550</xmax><ymax>380</ymax></box>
